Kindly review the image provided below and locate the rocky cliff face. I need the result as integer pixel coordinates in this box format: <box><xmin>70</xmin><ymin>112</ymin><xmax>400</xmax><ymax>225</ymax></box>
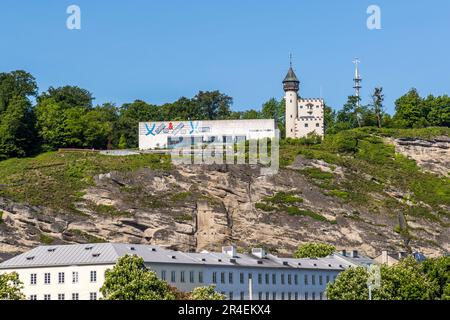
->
<box><xmin>391</xmin><ymin>136</ymin><xmax>450</xmax><ymax>177</ymax></box>
<box><xmin>1</xmin><ymin>147</ymin><xmax>449</xmax><ymax>261</ymax></box>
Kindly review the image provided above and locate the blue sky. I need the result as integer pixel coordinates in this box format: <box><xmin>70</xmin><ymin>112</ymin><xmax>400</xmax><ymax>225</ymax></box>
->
<box><xmin>1</xmin><ymin>1</ymin><xmax>449</xmax><ymax>114</ymax></box>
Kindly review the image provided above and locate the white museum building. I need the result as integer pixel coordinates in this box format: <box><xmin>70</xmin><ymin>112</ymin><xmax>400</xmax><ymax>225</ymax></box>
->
<box><xmin>0</xmin><ymin>243</ymin><xmax>372</xmax><ymax>300</ymax></box>
<box><xmin>138</xmin><ymin>119</ymin><xmax>277</xmax><ymax>150</ymax></box>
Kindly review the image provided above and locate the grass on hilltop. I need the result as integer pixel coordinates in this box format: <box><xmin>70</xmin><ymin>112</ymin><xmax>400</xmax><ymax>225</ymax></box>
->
<box><xmin>0</xmin><ymin>151</ymin><xmax>171</xmax><ymax>214</ymax></box>
<box><xmin>280</xmin><ymin>127</ymin><xmax>450</xmax><ymax>222</ymax></box>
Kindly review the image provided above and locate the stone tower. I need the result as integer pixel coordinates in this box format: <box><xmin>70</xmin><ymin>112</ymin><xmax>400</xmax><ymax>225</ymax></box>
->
<box><xmin>283</xmin><ymin>64</ymin><xmax>300</xmax><ymax>138</ymax></box>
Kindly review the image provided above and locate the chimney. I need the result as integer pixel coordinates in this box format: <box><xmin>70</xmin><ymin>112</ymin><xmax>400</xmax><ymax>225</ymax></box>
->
<box><xmin>341</xmin><ymin>250</ymin><xmax>347</xmax><ymax>257</ymax></box>
<box><xmin>252</xmin><ymin>248</ymin><xmax>267</xmax><ymax>259</ymax></box>
<box><xmin>222</xmin><ymin>245</ymin><xmax>237</xmax><ymax>258</ymax></box>
<box><xmin>352</xmin><ymin>250</ymin><xmax>358</xmax><ymax>258</ymax></box>
<box><xmin>381</xmin><ymin>251</ymin><xmax>388</xmax><ymax>264</ymax></box>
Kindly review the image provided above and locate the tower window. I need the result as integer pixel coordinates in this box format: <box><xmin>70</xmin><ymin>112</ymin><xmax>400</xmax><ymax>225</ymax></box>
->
<box><xmin>305</xmin><ymin>124</ymin><xmax>308</xmax><ymax>128</ymax></box>
<box><xmin>290</xmin><ymin>100</ymin><xmax>292</xmax><ymax>103</ymax></box>
<box><xmin>316</xmin><ymin>123</ymin><xmax>320</xmax><ymax>127</ymax></box>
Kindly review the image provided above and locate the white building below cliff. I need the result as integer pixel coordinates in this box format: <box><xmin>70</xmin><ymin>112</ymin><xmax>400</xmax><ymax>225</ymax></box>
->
<box><xmin>0</xmin><ymin>243</ymin><xmax>372</xmax><ymax>300</ymax></box>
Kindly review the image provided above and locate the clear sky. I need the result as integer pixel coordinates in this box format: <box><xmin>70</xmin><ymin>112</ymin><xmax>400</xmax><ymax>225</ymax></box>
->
<box><xmin>1</xmin><ymin>0</ymin><xmax>449</xmax><ymax>114</ymax></box>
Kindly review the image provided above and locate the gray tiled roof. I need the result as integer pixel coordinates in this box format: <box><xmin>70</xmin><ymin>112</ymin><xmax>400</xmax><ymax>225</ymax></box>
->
<box><xmin>0</xmin><ymin>243</ymin><xmax>357</xmax><ymax>270</ymax></box>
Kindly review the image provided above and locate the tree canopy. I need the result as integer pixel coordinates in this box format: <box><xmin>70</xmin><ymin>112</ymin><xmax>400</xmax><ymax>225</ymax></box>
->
<box><xmin>326</xmin><ymin>257</ymin><xmax>442</xmax><ymax>300</ymax></box>
<box><xmin>293</xmin><ymin>242</ymin><xmax>336</xmax><ymax>258</ymax></box>
<box><xmin>0</xmin><ymin>272</ymin><xmax>25</xmax><ymax>300</ymax></box>
<box><xmin>100</xmin><ymin>255</ymin><xmax>176</xmax><ymax>300</ymax></box>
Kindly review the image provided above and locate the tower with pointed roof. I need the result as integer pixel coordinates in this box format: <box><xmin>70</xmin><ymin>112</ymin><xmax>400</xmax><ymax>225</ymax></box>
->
<box><xmin>283</xmin><ymin>57</ymin><xmax>324</xmax><ymax>139</ymax></box>
<box><xmin>283</xmin><ymin>58</ymin><xmax>300</xmax><ymax>138</ymax></box>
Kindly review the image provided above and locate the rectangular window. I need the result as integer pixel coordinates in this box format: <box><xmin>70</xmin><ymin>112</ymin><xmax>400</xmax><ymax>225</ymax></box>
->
<box><xmin>220</xmin><ymin>272</ymin><xmax>225</xmax><ymax>284</ymax></box>
<box><xmin>265</xmin><ymin>273</ymin><xmax>269</xmax><ymax>285</ymax></box>
<box><xmin>240</xmin><ymin>273</ymin><xmax>244</xmax><ymax>284</ymax></box>
<box><xmin>305</xmin><ymin>292</ymin><xmax>309</xmax><ymax>300</ymax></box>
<box><xmin>294</xmin><ymin>274</ymin><xmax>298</xmax><ymax>285</ymax></box>
<box><xmin>29</xmin><ymin>295</ymin><xmax>37</xmax><ymax>300</ymax></box>
<box><xmin>333</xmin><ymin>275</ymin><xmax>337</xmax><ymax>281</ymax></box>
<box><xmin>295</xmin><ymin>292</ymin><xmax>298</xmax><ymax>300</ymax></box>
<box><xmin>258</xmin><ymin>292</ymin><xmax>262</xmax><ymax>300</ymax></box>
<box><xmin>304</xmin><ymin>274</ymin><xmax>308</xmax><ymax>285</ymax></box>
<box><xmin>312</xmin><ymin>292</ymin><xmax>316</xmax><ymax>300</ymax></box>
<box><xmin>326</xmin><ymin>275</ymin><xmax>330</xmax><ymax>284</ymax></box>
<box><xmin>281</xmin><ymin>274</ymin><xmax>285</xmax><ymax>285</ymax></box>
<box><xmin>272</xmin><ymin>274</ymin><xmax>276</xmax><ymax>285</ymax></box>
<box><xmin>288</xmin><ymin>292</ymin><xmax>292</xmax><ymax>300</ymax></box>
<box><xmin>212</xmin><ymin>272</ymin><xmax>217</xmax><ymax>284</ymax></box>
<box><xmin>199</xmin><ymin>272</ymin><xmax>203</xmax><ymax>284</ymax></box>
<box><xmin>265</xmin><ymin>292</ymin><xmax>270</xmax><ymax>300</ymax></box>
<box><xmin>30</xmin><ymin>273</ymin><xmax>37</xmax><ymax>285</ymax></box>
<box><xmin>320</xmin><ymin>292</ymin><xmax>323</xmax><ymax>300</ymax></box>
<box><xmin>171</xmin><ymin>271</ymin><xmax>176</xmax><ymax>283</ymax></box>
<box><xmin>161</xmin><ymin>270</ymin><xmax>166</xmax><ymax>281</ymax></box>
<box><xmin>180</xmin><ymin>271</ymin><xmax>185</xmax><ymax>283</ymax></box>
<box><xmin>248</xmin><ymin>273</ymin><xmax>252</xmax><ymax>280</ymax></box>
<box><xmin>90</xmin><ymin>292</ymin><xmax>97</xmax><ymax>300</ymax></box>
<box><xmin>189</xmin><ymin>271</ymin><xmax>194</xmax><ymax>283</ymax></box>
<box><xmin>44</xmin><ymin>294</ymin><xmax>51</xmax><ymax>300</ymax></box>
<box><xmin>72</xmin><ymin>271</ymin><xmax>79</xmax><ymax>284</ymax></box>
<box><xmin>229</xmin><ymin>272</ymin><xmax>233</xmax><ymax>284</ymax></box>
<box><xmin>44</xmin><ymin>273</ymin><xmax>51</xmax><ymax>284</ymax></box>
<box><xmin>319</xmin><ymin>275</ymin><xmax>323</xmax><ymax>285</ymax></box>
<box><xmin>258</xmin><ymin>273</ymin><xmax>262</xmax><ymax>285</ymax></box>
<box><xmin>272</xmin><ymin>292</ymin><xmax>276</xmax><ymax>300</ymax></box>
<box><xmin>240</xmin><ymin>292</ymin><xmax>244</xmax><ymax>300</ymax></box>
<box><xmin>58</xmin><ymin>272</ymin><xmax>65</xmax><ymax>284</ymax></box>
<box><xmin>229</xmin><ymin>292</ymin><xmax>233</xmax><ymax>300</ymax></box>
<box><xmin>72</xmin><ymin>293</ymin><xmax>79</xmax><ymax>300</ymax></box>
<box><xmin>288</xmin><ymin>274</ymin><xmax>292</xmax><ymax>285</ymax></box>
<box><xmin>90</xmin><ymin>270</ymin><xmax>97</xmax><ymax>283</ymax></box>
<box><xmin>281</xmin><ymin>292</ymin><xmax>285</xmax><ymax>300</ymax></box>
<box><xmin>312</xmin><ymin>275</ymin><xmax>316</xmax><ymax>285</ymax></box>
<box><xmin>58</xmin><ymin>294</ymin><xmax>65</xmax><ymax>300</ymax></box>
<box><xmin>305</xmin><ymin>123</ymin><xmax>309</xmax><ymax>127</ymax></box>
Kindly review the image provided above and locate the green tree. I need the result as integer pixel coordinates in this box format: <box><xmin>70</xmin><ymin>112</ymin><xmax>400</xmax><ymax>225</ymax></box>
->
<box><xmin>118</xmin><ymin>134</ymin><xmax>127</xmax><ymax>149</ymax></box>
<box><xmin>327</xmin><ymin>258</ymin><xmax>439</xmax><ymax>300</ymax></box>
<box><xmin>39</xmin><ymin>85</ymin><xmax>93</xmax><ymax>109</ymax></box>
<box><xmin>118</xmin><ymin>100</ymin><xmax>160</xmax><ymax>148</ymax></box>
<box><xmin>336</xmin><ymin>96</ymin><xmax>361</xmax><ymax>130</ymax></box>
<box><xmin>294</xmin><ymin>242</ymin><xmax>335</xmax><ymax>258</ymax></box>
<box><xmin>371</xmin><ymin>87</ymin><xmax>385</xmax><ymax>128</ymax></box>
<box><xmin>393</xmin><ymin>89</ymin><xmax>427</xmax><ymax>128</ymax></box>
<box><xmin>240</xmin><ymin>109</ymin><xmax>261</xmax><ymax>119</ymax></box>
<box><xmin>420</xmin><ymin>256</ymin><xmax>450</xmax><ymax>300</ymax></box>
<box><xmin>323</xmin><ymin>104</ymin><xmax>336</xmax><ymax>134</ymax></box>
<box><xmin>193</xmin><ymin>90</ymin><xmax>233</xmax><ymax>120</ymax></box>
<box><xmin>0</xmin><ymin>96</ymin><xmax>37</xmax><ymax>159</ymax></box>
<box><xmin>425</xmin><ymin>95</ymin><xmax>450</xmax><ymax>127</ymax></box>
<box><xmin>261</xmin><ymin>98</ymin><xmax>285</xmax><ymax>138</ymax></box>
<box><xmin>376</xmin><ymin>258</ymin><xmax>437</xmax><ymax>300</ymax></box>
<box><xmin>190</xmin><ymin>286</ymin><xmax>226</xmax><ymax>300</ymax></box>
<box><xmin>0</xmin><ymin>70</ymin><xmax>37</xmax><ymax>113</ymax></box>
<box><xmin>326</xmin><ymin>267</ymin><xmax>370</xmax><ymax>300</ymax></box>
<box><xmin>100</xmin><ymin>255</ymin><xmax>176</xmax><ymax>300</ymax></box>
<box><xmin>0</xmin><ymin>272</ymin><xmax>25</xmax><ymax>300</ymax></box>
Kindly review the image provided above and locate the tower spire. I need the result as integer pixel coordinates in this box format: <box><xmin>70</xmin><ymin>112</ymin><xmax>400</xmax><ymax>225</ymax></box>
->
<box><xmin>353</xmin><ymin>57</ymin><xmax>362</xmax><ymax>107</ymax></box>
<box><xmin>289</xmin><ymin>53</ymin><xmax>293</xmax><ymax>68</ymax></box>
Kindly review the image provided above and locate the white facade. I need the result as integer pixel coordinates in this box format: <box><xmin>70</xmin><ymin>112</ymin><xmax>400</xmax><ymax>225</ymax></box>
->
<box><xmin>0</xmin><ymin>244</ymin><xmax>368</xmax><ymax>301</ymax></box>
<box><xmin>139</xmin><ymin>119</ymin><xmax>276</xmax><ymax>150</ymax></box>
<box><xmin>1</xmin><ymin>264</ymin><xmax>111</xmax><ymax>300</ymax></box>
<box><xmin>284</xmin><ymin>67</ymin><xmax>325</xmax><ymax>139</ymax></box>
